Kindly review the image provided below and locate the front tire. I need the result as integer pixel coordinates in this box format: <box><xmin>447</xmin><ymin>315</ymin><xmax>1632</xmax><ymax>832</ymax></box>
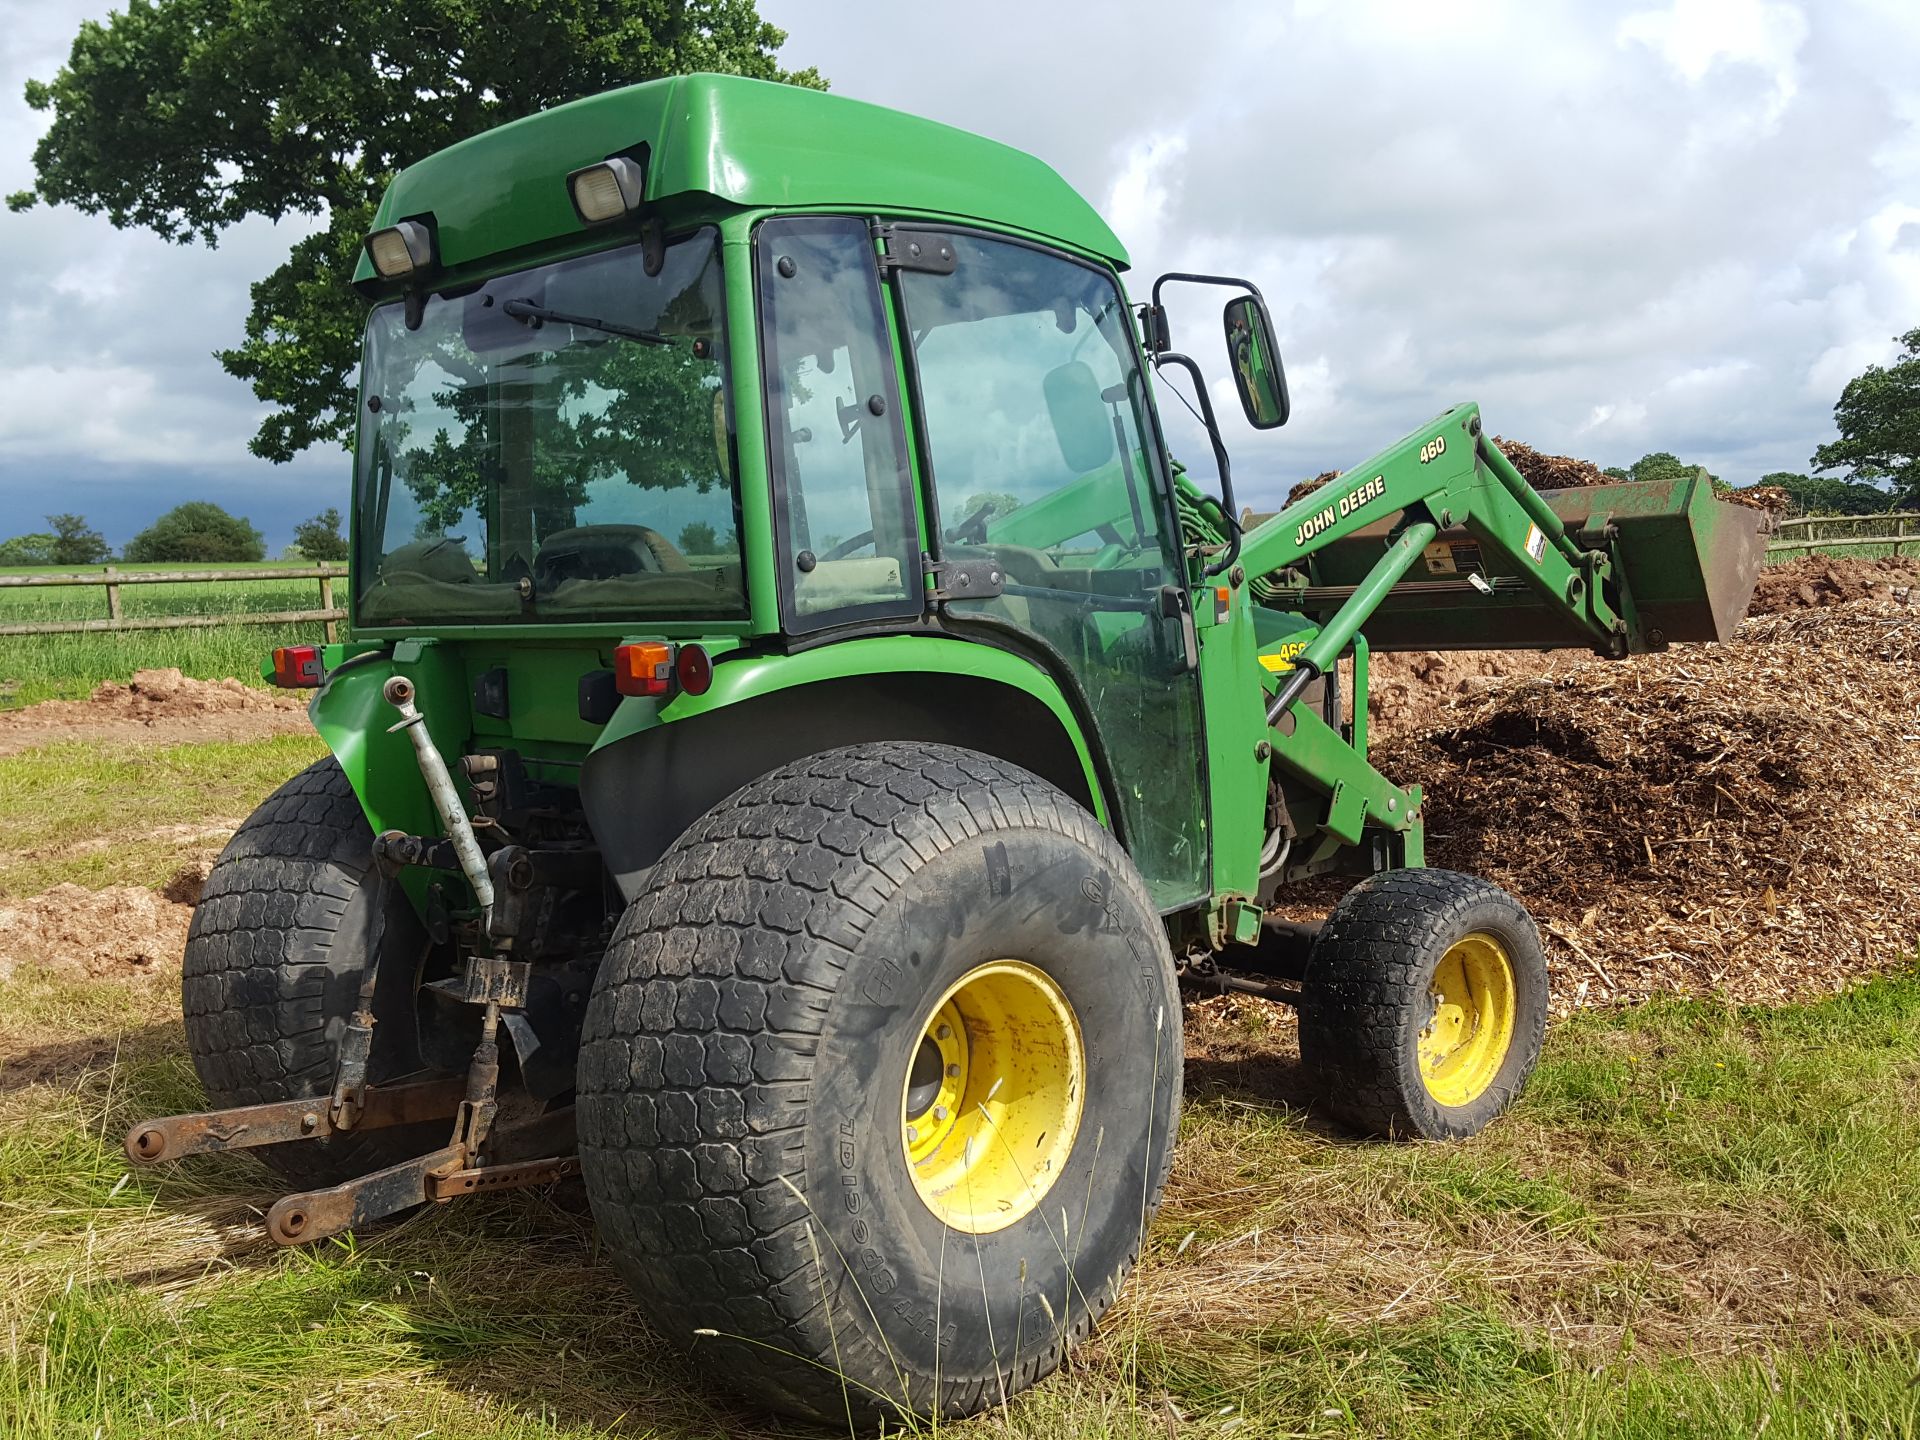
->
<box><xmin>1298</xmin><ymin>868</ymin><xmax>1548</xmax><ymax>1140</ymax></box>
<box><xmin>576</xmin><ymin>743</ymin><xmax>1181</xmax><ymax>1425</ymax></box>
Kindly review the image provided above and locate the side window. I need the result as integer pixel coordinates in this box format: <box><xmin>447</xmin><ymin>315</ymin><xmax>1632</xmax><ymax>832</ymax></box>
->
<box><xmin>757</xmin><ymin>216</ymin><xmax>921</xmax><ymax>630</ymax></box>
<box><xmin>898</xmin><ymin>232</ymin><xmax>1209</xmax><ymax>910</ymax></box>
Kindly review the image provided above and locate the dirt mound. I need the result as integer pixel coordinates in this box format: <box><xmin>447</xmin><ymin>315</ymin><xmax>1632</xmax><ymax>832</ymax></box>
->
<box><xmin>87</xmin><ymin>667</ymin><xmax>297</xmax><ymax>715</ymax></box>
<box><xmin>0</xmin><ymin>668</ymin><xmax>310</xmax><ymax>757</ymax></box>
<box><xmin>1375</xmin><ymin>601</ymin><xmax>1920</xmax><ymax>1011</ymax></box>
<box><xmin>0</xmin><ymin>882</ymin><xmax>193</xmax><ymax>983</ymax></box>
<box><xmin>1488</xmin><ymin>437</ymin><xmax>1612</xmax><ymax>490</ymax></box>
<box><xmin>1750</xmin><ymin>555</ymin><xmax>1920</xmax><ymax>614</ymax></box>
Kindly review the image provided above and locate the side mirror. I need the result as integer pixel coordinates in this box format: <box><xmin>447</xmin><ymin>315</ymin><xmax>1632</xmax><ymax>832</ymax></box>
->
<box><xmin>1223</xmin><ymin>295</ymin><xmax>1289</xmax><ymax>429</ymax></box>
<box><xmin>1042</xmin><ymin>359</ymin><xmax>1116</xmax><ymax>474</ymax></box>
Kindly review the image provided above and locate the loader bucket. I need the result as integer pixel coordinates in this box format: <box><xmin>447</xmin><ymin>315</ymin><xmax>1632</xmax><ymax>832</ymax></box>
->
<box><xmin>1288</xmin><ymin>472</ymin><xmax>1772</xmax><ymax>653</ymax></box>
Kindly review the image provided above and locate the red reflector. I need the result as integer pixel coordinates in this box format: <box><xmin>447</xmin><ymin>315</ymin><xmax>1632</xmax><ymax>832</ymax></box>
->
<box><xmin>270</xmin><ymin>645</ymin><xmax>324</xmax><ymax>688</ymax></box>
<box><xmin>675</xmin><ymin>643</ymin><xmax>712</xmax><ymax>696</ymax></box>
<box><xmin>613</xmin><ymin>641</ymin><xmax>676</xmax><ymax>697</ymax></box>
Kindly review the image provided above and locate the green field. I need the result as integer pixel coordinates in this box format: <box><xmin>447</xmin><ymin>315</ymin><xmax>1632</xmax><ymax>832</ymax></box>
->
<box><xmin>0</xmin><ymin>562</ymin><xmax>340</xmax><ymax>706</ymax></box>
<box><xmin>0</xmin><ymin>734</ymin><xmax>1917</xmax><ymax>1439</ymax></box>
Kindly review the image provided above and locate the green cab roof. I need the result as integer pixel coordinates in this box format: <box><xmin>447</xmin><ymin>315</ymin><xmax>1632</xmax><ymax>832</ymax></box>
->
<box><xmin>354</xmin><ymin>73</ymin><xmax>1127</xmax><ymax>286</ymax></box>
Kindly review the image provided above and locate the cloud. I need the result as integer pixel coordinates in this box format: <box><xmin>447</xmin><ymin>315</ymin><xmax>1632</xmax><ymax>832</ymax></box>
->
<box><xmin>3</xmin><ymin>0</ymin><xmax>1918</xmax><ymax>543</ymax></box>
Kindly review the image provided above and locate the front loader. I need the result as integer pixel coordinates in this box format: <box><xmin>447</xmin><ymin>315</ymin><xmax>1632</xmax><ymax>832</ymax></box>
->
<box><xmin>127</xmin><ymin>74</ymin><xmax>1771</xmax><ymax>1424</ymax></box>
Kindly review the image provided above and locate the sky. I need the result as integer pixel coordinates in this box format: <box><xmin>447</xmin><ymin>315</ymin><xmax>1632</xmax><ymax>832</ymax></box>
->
<box><xmin>2</xmin><ymin>0</ymin><xmax>1917</xmax><ymax>550</ymax></box>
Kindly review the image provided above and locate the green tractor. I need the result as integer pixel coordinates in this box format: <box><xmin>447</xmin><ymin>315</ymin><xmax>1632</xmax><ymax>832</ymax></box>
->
<box><xmin>130</xmin><ymin>74</ymin><xmax>1770</xmax><ymax>1423</ymax></box>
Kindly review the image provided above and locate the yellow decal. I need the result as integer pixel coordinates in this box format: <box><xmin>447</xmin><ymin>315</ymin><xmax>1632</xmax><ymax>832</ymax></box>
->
<box><xmin>1260</xmin><ymin>641</ymin><xmax>1309</xmax><ymax>672</ymax></box>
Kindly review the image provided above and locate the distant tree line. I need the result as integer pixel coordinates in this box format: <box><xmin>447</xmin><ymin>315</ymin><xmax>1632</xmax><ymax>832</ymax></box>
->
<box><xmin>0</xmin><ymin>504</ymin><xmax>347</xmax><ymax>567</ymax></box>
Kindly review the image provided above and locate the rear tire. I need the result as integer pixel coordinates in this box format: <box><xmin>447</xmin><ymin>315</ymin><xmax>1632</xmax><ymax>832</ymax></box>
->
<box><xmin>1298</xmin><ymin>868</ymin><xmax>1547</xmax><ymax>1140</ymax></box>
<box><xmin>576</xmin><ymin>742</ymin><xmax>1181</xmax><ymax>1426</ymax></box>
<box><xmin>181</xmin><ymin>757</ymin><xmax>439</xmax><ymax>1188</ymax></box>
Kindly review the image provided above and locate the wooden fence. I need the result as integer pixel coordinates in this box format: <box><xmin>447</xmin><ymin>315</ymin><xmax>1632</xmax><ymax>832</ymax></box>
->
<box><xmin>1766</xmin><ymin>513</ymin><xmax>1920</xmax><ymax>558</ymax></box>
<box><xmin>0</xmin><ymin>564</ymin><xmax>347</xmax><ymax>641</ymax></box>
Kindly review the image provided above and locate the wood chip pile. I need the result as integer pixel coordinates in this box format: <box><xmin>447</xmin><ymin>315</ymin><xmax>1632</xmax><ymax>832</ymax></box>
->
<box><xmin>1487</xmin><ymin>437</ymin><xmax>1612</xmax><ymax>489</ymax></box>
<box><xmin>1373</xmin><ymin>598</ymin><xmax>1920</xmax><ymax>1012</ymax></box>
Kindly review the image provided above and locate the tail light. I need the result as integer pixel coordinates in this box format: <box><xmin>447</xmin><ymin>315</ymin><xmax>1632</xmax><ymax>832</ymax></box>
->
<box><xmin>675</xmin><ymin>643</ymin><xmax>713</xmax><ymax>696</ymax></box>
<box><xmin>270</xmin><ymin>645</ymin><xmax>325</xmax><ymax>688</ymax></box>
<box><xmin>613</xmin><ymin>641</ymin><xmax>676</xmax><ymax>697</ymax></box>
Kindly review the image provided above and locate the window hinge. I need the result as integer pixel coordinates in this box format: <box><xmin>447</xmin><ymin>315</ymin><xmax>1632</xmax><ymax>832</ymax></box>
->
<box><xmin>873</xmin><ymin>224</ymin><xmax>958</xmax><ymax>276</ymax></box>
<box><xmin>923</xmin><ymin>553</ymin><xmax>1006</xmax><ymax>604</ymax></box>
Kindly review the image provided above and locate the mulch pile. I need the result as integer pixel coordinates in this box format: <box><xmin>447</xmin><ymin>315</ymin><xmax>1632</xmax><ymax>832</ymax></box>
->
<box><xmin>1487</xmin><ymin>437</ymin><xmax>1612</xmax><ymax>490</ymax></box>
<box><xmin>1374</xmin><ymin>596</ymin><xmax>1920</xmax><ymax>1012</ymax></box>
<box><xmin>1284</xmin><ymin>470</ymin><xmax>1342</xmax><ymax>507</ymax></box>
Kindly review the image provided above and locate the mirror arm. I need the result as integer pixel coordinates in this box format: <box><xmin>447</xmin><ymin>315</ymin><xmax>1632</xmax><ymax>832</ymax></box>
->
<box><xmin>1153</xmin><ymin>350</ymin><xmax>1241</xmax><ymax>578</ymax></box>
<box><xmin>1150</xmin><ymin>271</ymin><xmax>1267</xmax><ymax>312</ymax></box>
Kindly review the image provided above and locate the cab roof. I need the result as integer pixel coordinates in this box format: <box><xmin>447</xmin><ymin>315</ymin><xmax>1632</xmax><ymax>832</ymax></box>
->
<box><xmin>353</xmin><ymin>73</ymin><xmax>1127</xmax><ymax>287</ymax></box>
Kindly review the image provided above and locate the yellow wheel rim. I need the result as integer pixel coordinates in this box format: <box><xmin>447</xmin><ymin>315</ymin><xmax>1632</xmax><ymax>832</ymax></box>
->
<box><xmin>901</xmin><ymin>960</ymin><xmax>1084</xmax><ymax>1234</ymax></box>
<box><xmin>1418</xmin><ymin>932</ymin><xmax>1517</xmax><ymax>1107</ymax></box>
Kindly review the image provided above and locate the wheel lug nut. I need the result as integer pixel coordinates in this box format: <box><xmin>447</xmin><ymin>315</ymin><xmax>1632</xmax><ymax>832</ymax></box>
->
<box><xmin>933</xmin><ymin>1106</ymin><xmax>948</xmax><ymax>1121</ymax></box>
<box><xmin>906</xmin><ymin>1125</ymin><xmax>918</xmax><ymax>1143</ymax></box>
<box><xmin>946</xmin><ymin>1064</ymin><xmax>961</xmax><ymax>1078</ymax></box>
<box><xmin>936</xmin><ymin>1024</ymin><xmax>952</xmax><ymax>1041</ymax></box>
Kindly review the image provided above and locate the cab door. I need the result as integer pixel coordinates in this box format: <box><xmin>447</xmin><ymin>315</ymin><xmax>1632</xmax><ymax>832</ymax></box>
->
<box><xmin>889</xmin><ymin>228</ymin><xmax>1210</xmax><ymax>911</ymax></box>
<box><xmin>756</xmin><ymin>216</ymin><xmax>924</xmax><ymax>633</ymax></box>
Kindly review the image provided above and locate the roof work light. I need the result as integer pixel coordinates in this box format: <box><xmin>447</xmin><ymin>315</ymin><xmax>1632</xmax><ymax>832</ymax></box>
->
<box><xmin>567</xmin><ymin>157</ymin><xmax>647</xmax><ymax>225</ymax></box>
<box><xmin>363</xmin><ymin>219</ymin><xmax>436</xmax><ymax>279</ymax></box>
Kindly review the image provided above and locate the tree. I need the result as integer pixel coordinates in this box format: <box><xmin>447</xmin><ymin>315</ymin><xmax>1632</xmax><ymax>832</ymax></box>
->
<box><xmin>1757</xmin><ymin>472</ymin><xmax>1892</xmax><ymax>517</ymax></box>
<box><xmin>124</xmin><ymin>502</ymin><xmax>266</xmax><ymax>563</ymax></box>
<box><xmin>10</xmin><ymin>1</ymin><xmax>823</xmax><ymax>464</ymax></box>
<box><xmin>677</xmin><ymin>521</ymin><xmax>719</xmax><ymax>555</ymax></box>
<box><xmin>47</xmin><ymin>513</ymin><xmax>110</xmax><ymax>565</ymax></box>
<box><xmin>1812</xmin><ymin>328</ymin><xmax>1920</xmax><ymax>506</ymax></box>
<box><xmin>0</xmin><ymin>532</ymin><xmax>58</xmax><ymax>566</ymax></box>
<box><xmin>291</xmin><ymin>507</ymin><xmax>349</xmax><ymax>561</ymax></box>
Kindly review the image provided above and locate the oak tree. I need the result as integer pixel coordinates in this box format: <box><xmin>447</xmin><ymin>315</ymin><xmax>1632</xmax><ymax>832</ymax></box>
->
<box><xmin>10</xmin><ymin>1</ymin><xmax>821</xmax><ymax>464</ymax></box>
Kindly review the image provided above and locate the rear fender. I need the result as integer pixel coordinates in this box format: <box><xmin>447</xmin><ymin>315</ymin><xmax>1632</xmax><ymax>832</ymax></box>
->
<box><xmin>307</xmin><ymin>641</ymin><xmax>471</xmax><ymax>908</ymax></box>
<box><xmin>580</xmin><ymin>635</ymin><xmax>1106</xmax><ymax>902</ymax></box>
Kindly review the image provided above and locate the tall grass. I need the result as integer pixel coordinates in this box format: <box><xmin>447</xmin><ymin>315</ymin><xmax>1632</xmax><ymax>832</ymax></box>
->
<box><xmin>0</xmin><ymin>563</ymin><xmax>340</xmax><ymax>705</ymax></box>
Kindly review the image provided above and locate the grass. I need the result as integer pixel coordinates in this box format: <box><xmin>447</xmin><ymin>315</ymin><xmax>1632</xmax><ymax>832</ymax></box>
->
<box><xmin>2</xmin><ymin>730</ymin><xmax>1917</xmax><ymax>1437</ymax></box>
<box><xmin>0</xmin><ymin>735</ymin><xmax>327</xmax><ymax>896</ymax></box>
<box><xmin>4</xmin><ymin>963</ymin><xmax>1918</xmax><ymax>1435</ymax></box>
<box><xmin>0</xmin><ymin>562</ymin><xmax>340</xmax><ymax>706</ymax></box>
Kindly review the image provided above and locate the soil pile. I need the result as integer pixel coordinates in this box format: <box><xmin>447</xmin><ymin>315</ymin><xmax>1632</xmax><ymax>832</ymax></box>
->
<box><xmin>87</xmin><ymin>667</ymin><xmax>299</xmax><ymax>715</ymax></box>
<box><xmin>0</xmin><ymin>877</ymin><xmax>195</xmax><ymax>983</ymax></box>
<box><xmin>1750</xmin><ymin>555</ymin><xmax>1919</xmax><ymax>614</ymax></box>
<box><xmin>0</xmin><ymin>668</ymin><xmax>310</xmax><ymax>756</ymax></box>
<box><xmin>1375</xmin><ymin>601</ymin><xmax>1920</xmax><ymax>1011</ymax></box>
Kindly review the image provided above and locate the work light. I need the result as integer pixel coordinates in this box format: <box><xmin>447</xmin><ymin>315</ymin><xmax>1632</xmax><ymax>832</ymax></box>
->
<box><xmin>363</xmin><ymin>219</ymin><xmax>436</xmax><ymax>279</ymax></box>
<box><xmin>567</xmin><ymin>157</ymin><xmax>647</xmax><ymax>224</ymax></box>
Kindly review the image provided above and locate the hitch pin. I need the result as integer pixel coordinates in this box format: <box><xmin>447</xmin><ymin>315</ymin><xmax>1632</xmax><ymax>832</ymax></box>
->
<box><xmin>383</xmin><ymin>675</ymin><xmax>494</xmax><ymax>930</ymax></box>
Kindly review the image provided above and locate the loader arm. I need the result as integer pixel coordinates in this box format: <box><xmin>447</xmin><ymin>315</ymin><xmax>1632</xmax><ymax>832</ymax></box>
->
<box><xmin>1195</xmin><ymin>400</ymin><xmax>1767</xmax><ymax>944</ymax></box>
<box><xmin>1239</xmin><ymin>402</ymin><xmax>1632</xmax><ymax>700</ymax></box>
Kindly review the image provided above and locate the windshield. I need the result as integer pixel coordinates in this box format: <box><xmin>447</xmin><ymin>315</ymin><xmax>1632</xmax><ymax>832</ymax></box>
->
<box><xmin>354</xmin><ymin>229</ymin><xmax>744</xmax><ymax>626</ymax></box>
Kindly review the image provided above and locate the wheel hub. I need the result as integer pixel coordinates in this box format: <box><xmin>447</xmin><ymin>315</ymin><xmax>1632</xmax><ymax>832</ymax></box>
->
<box><xmin>900</xmin><ymin>960</ymin><xmax>1084</xmax><ymax>1233</ymax></box>
<box><xmin>1417</xmin><ymin>932</ymin><xmax>1517</xmax><ymax>1108</ymax></box>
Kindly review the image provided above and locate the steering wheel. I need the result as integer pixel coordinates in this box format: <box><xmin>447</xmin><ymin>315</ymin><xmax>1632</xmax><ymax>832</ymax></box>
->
<box><xmin>821</xmin><ymin>529</ymin><xmax>875</xmax><ymax>561</ymax></box>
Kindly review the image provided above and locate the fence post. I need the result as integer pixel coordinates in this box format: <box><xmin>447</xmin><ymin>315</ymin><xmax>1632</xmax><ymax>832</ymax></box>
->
<box><xmin>103</xmin><ymin>566</ymin><xmax>122</xmax><ymax>622</ymax></box>
<box><xmin>319</xmin><ymin>567</ymin><xmax>338</xmax><ymax>644</ymax></box>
